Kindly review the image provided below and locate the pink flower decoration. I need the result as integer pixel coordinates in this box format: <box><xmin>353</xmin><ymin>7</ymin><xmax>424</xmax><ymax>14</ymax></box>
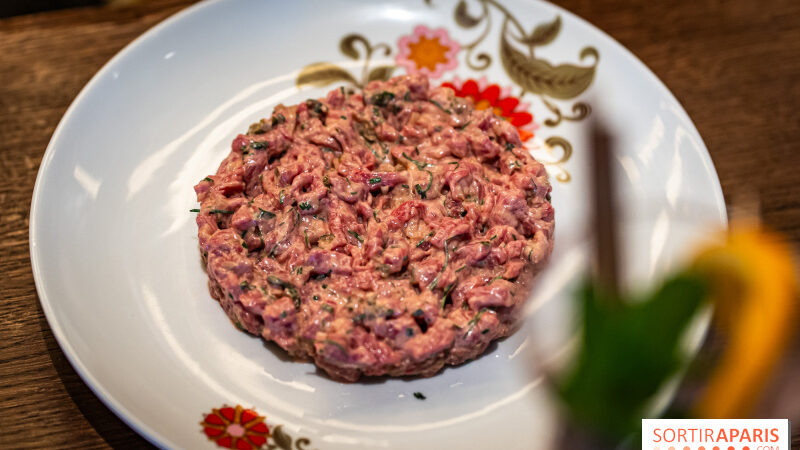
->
<box><xmin>396</xmin><ymin>25</ymin><xmax>460</xmax><ymax>79</ymax></box>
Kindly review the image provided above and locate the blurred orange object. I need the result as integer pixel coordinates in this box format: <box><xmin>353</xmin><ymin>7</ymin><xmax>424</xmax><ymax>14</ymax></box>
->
<box><xmin>692</xmin><ymin>224</ymin><xmax>799</xmax><ymax>418</ymax></box>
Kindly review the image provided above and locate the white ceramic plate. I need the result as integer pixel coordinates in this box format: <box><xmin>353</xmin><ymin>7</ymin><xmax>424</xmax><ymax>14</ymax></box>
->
<box><xmin>30</xmin><ymin>0</ymin><xmax>727</xmax><ymax>448</ymax></box>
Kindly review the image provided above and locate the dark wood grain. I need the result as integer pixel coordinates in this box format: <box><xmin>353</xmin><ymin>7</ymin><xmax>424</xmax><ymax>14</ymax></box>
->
<box><xmin>0</xmin><ymin>0</ymin><xmax>798</xmax><ymax>448</ymax></box>
<box><xmin>0</xmin><ymin>2</ymin><xmax>194</xmax><ymax>448</ymax></box>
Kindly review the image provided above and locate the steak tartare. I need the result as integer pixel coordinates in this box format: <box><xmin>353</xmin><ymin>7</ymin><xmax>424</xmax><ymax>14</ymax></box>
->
<box><xmin>193</xmin><ymin>75</ymin><xmax>554</xmax><ymax>381</ymax></box>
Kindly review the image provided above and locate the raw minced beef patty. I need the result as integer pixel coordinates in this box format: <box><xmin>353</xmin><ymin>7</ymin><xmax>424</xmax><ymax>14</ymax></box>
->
<box><xmin>193</xmin><ymin>74</ymin><xmax>554</xmax><ymax>381</ymax></box>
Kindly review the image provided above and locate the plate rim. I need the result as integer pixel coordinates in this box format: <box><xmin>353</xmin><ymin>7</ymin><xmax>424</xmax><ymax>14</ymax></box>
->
<box><xmin>28</xmin><ymin>0</ymin><xmax>728</xmax><ymax>448</ymax></box>
<box><xmin>29</xmin><ymin>1</ymin><xmax>228</xmax><ymax>447</ymax></box>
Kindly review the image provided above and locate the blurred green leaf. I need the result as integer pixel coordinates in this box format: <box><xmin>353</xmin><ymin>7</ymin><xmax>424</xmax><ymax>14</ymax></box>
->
<box><xmin>557</xmin><ymin>272</ymin><xmax>707</xmax><ymax>439</ymax></box>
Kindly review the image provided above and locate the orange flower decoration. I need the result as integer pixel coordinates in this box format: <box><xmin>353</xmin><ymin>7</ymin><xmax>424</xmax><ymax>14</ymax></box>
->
<box><xmin>201</xmin><ymin>405</ymin><xmax>270</xmax><ymax>449</ymax></box>
<box><xmin>396</xmin><ymin>25</ymin><xmax>460</xmax><ymax>79</ymax></box>
<box><xmin>442</xmin><ymin>77</ymin><xmax>538</xmax><ymax>141</ymax></box>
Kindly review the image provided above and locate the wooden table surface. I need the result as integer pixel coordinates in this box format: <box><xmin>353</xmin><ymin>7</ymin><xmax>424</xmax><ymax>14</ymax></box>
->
<box><xmin>1</xmin><ymin>0</ymin><xmax>798</xmax><ymax>448</ymax></box>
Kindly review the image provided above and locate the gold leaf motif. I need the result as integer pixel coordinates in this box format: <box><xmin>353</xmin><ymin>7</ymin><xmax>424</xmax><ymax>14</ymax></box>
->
<box><xmin>500</xmin><ymin>22</ymin><xmax>598</xmax><ymax>100</ymax></box>
<box><xmin>520</xmin><ymin>15</ymin><xmax>562</xmax><ymax>46</ymax></box>
<box><xmin>467</xmin><ymin>52</ymin><xmax>492</xmax><ymax>71</ymax></box>
<box><xmin>339</xmin><ymin>34</ymin><xmax>370</xmax><ymax>60</ymax></box>
<box><xmin>271</xmin><ymin>425</ymin><xmax>293</xmax><ymax>450</ymax></box>
<box><xmin>544</xmin><ymin>136</ymin><xmax>572</xmax><ymax>164</ymax></box>
<box><xmin>367</xmin><ymin>65</ymin><xmax>396</xmax><ymax>82</ymax></box>
<box><xmin>542</xmin><ymin>98</ymin><xmax>592</xmax><ymax>127</ymax></box>
<box><xmin>580</xmin><ymin>46</ymin><xmax>599</xmax><ymax>62</ymax></box>
<box><xmin>294</xmin><ymin>438</ymin><xmax>312</xmax><ymax>450</ymax></box>
<box><xmin>296</xmin><ymin>62</ymin><xmax>356</xmax><ymax>88</ymax></box>
<box><xmin>568</xmin><ymin>102</ymin><xmax>591</xmax><ymax>121</ymax></box>
<box><xmin>454</xmin><ymin>0</ymin><xmax>482</xmax><ymax>28</ymax></box>
<box><xmin>544</xmin><ymin>136</ymin><xmax>573</xmax><ymax>182</ymax></box>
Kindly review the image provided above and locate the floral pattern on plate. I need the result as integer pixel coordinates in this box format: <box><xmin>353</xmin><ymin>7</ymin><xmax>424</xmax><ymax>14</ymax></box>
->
<box><xmin>295</xmin><ymin>0</ymin><xmax>600</xmax><ymax>183</ymax></box>
<box><xmin>201</xmin><ymin>405</ymin><xmax>312</xmax><ymax>450</ymax></box>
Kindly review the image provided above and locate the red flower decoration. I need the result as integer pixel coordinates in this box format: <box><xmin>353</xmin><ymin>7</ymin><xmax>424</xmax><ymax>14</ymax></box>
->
<box><xmin>442</xmin><ymin>77</ymin><xmax>538</xmax><ymax>141</ymax></box>
<box><xmin>201</xmin><ymin>405</ymin><xmax>270</xmax><ymax>449</ymax></box>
